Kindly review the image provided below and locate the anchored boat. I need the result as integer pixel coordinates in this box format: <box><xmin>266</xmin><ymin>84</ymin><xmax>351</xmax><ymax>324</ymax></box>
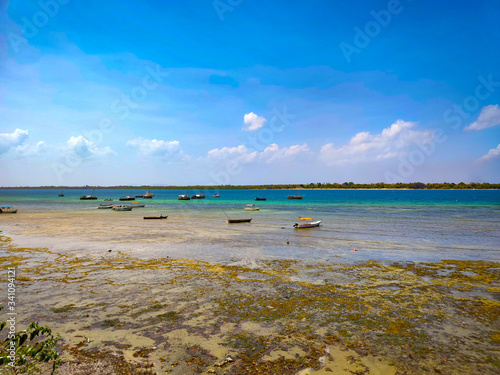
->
<box><xmin>293</xmin><ymin>217</ymin><xmax>321</xmax><ymax>228</ymax></box>
<box><xmin>244</xmin><ymin>204</ymin><xmax>260</xmax><ymax>211</ymax></box>
<box><xmin>113</xmin><ymin>205</ymin><xmax>132</xmax><ymax>211</ymax></box>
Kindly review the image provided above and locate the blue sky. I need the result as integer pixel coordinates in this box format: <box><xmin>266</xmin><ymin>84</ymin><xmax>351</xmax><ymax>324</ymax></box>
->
<box><xmin>1</xmin><ymin>0</ymin><xmax>499</xmax><ymax>186</ymax></box>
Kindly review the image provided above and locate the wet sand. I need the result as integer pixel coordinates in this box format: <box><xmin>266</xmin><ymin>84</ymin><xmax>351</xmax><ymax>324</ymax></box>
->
<box><xmin>1</xmin><ymin>211</ymin><xmax>499</xmax><ymax>374</ymax></box>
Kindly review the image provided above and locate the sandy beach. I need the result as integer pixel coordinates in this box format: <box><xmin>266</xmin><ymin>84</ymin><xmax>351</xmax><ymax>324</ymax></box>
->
<box><xmin>1</xmin><ymin>209</ymin><xmax>499</xmax><ymax>374</ymax></box>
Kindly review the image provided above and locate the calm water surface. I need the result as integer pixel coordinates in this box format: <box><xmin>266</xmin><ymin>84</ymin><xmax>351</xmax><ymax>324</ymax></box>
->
<box><xmin>1</xmin><ymin>189</ymin><xmax>499</xmax><ymax>262</ymax></box>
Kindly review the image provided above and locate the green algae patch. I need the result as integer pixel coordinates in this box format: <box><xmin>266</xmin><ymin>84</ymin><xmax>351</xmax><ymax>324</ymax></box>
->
<box><xmin>1</xmin><ymin>235</ymin><xmax>499</xmax><ymax>374</ymax></box>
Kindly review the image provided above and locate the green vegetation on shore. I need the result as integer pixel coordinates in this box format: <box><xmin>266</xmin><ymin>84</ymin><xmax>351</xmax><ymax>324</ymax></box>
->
<box><xmin>1</xmin><ymin>182</ymin><xmax>499</xmax><ymax>190</ymax></box>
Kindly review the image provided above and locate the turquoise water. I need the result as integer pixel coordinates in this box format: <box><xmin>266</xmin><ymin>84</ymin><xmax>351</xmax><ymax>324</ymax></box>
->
<box><xmin>1</xmin><ymin>188</ymin><xmax>499</xmax><ymax>262</ymax></box>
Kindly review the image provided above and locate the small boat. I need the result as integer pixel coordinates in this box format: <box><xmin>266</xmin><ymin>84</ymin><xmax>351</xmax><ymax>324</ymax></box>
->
<box><xmin>244</xmin><ymin>204</ymin><xmax>260</xmax><ymax>211</ymax></box>
<box><xmin>228</xmin><ymin>218</ymin><xmax>252</xmax><ymax>223</ymax></box>
<box><xmin>58</xmin><ymin>190</ymin><xmax>64</xmax><ymax>197</ymax></box>
<box><xmin>0</xmin><ymin>206</ymin><xmax>18</xmax><ymax>213</ymax></box>
<box><xmin>178</xmin><ymin>190</ymin><xmax>191</xmax><ymax>200</ymax></box>
<box><xmin>191</xmin><ymin>190</ymin><xmax>205</xmax><ymax>199</ymax></box>
<box><xmin>143</xmin><ymin>189</ymin><xmax>154</xmax><ymax>199</ymax></box>
<box><xmin>254</xmin><ymin>197</ymin><xmax>266</xmax><ymax>201</ymax></box>
<box><xmin>80</xmin><ymin>189</ymin><xmax>98</xmax><ymax>200</ymax></box>
<box><xmin>212</xmin><ymin>193</ymin><xmax>220</xmax><ymax>198</ymax></box>
<box><xmin>119</xmin><ymin>195</ymin><xmax>135</xmax><ymax>201</ymax></box>
<box><xmin>130</xmin><ymin>202</ymin><xmax>145</xmax><ymax>208</ymax></box>
<box><xmin>104</xmin><ymin>198</ymin><xmax>113</xmax><ymax>201</ymax></box>
<box><xmin>288</xmin><ymin>191</ymin><xmax>303</xmax><ymax>199</ymax></box>
<box><xmin>97</xmin><ymin>204</ymin><xmax>113</xmax><ymax>209</ymax></box>
<box><xmin>144</xmin><ymin>215</ymin><xmax>167</xmax><ymax>220</ymax></box>
<box><xmin>135</xmin><ymin>195</ymin><xmax>144</xmax><ymax>198</ymax></box>
<box><xmin>293</xmin><ymin>218</ymin><xmax>321</xmax><ymax>228</ymax></box>
<box><xmin>113</xmin><ymin>205</ymin><xmax>132</xmax><ymax>211</ymax></box>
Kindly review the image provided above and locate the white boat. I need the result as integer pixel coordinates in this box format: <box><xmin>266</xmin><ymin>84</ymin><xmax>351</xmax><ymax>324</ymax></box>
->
<box><xmin>0</xmin><ymin>206</ymin><xmax>18</xmax><ymax>213</ymax></box>
<box><xmin>97</xmin><ymin>204</ymin><xmax>113</xmax><ymax>209</ymax></box>
<box><xmin>113</xmin><ymin>204</ymin><xmax>132</xmax><ymax>211</ymax></box>
<box><xmin>244</xmin><ymin>204</ymin><xmax>260</xmax><ymax>211</ymax></box>
<box><xmin>293</xmin><ymin>219</ymin><xmax>321</xmax><ymax>228</ymax></box>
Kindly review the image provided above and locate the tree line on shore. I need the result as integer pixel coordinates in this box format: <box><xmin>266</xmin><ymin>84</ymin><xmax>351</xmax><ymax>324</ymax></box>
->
<box><xmin>3</xmin><ymin>182</ymin><xmax>499</xmax><ymax>190</ymax></box>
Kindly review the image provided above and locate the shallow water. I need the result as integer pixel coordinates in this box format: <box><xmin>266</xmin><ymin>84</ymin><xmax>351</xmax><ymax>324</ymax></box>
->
<box><xmin>0</xmin><ymin>188</ymin><xmax>499</xmax><ymax>263</ymax></box>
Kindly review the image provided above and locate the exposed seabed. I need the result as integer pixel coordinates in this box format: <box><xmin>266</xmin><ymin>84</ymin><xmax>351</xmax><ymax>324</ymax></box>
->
<box><xmin>1</xmin><ymin>232</ymin><xmax>499</xmax><ymax>374</ymax></box>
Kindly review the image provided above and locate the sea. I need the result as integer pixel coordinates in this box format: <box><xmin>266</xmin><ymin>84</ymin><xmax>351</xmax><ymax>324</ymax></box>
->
<box><xmin>0</xmin><ymin>188</ymin><xmax>499</xmax><ymax>263</ymax></box>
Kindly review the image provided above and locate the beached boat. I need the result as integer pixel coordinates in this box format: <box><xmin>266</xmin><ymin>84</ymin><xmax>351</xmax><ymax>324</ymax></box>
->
<box><xmin>244</xmin><ymin>204</ymin><xmax>260</xmax><ymax>211</ymax></box>
<box><xmin>143</xmin><ymin>189</ymin><xmax>154</xmax><ymax>199</ymax></box>
<box><xmin>113</xmin><ymin>205</ymin><xmax>132</xmax><ymax>211</ymax></box>
<box><xmin>293</xmin><ymin>217</ymin><xmax>321</xmax><ymax>228</ymax></box>
<box><xmin>97</xmin><ymin>203</ymin><xmax>113</xmax><ymax>209</ymax></box>
<box><xmin>254</xmin><ymin>197</ymin><xmax>266</xmax><ymax>201</ymax></box>
<box><xmin>228</xmin><ymin>218</ymin><xmax>252</xmax><ymax>223</ymax></box>
<box><xmin>80</xmin><ymin>189</ymin><xmax>98</xmax><ymax>200</ymax></box>
<box><xmin>191</xmin><ymin>190</ymin><xmax>205</xmax><ymax>199</ymax></box>
<box><xmin>130</xmin><ymin>202</ymin><xmax>145</xmax><ymax>208</ymax></box>
<box><xmin>178</xmin><ymin>190</ymin><xmax>191</xmax><ymax>200</ymax></box>
<box><xmin>0</xmin><ymin>206</ymin><xmax>18</xmax><ymax>213</ymax></box>
<box><xmin>144</xmin><ymin>215</ymin><xmax>167</xmax><ymax>219</ymax></box>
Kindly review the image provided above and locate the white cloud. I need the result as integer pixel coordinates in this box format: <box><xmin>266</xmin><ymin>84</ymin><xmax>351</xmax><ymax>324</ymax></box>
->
<box><xmin>480</xmin><ymin>144</ymin><xmax>500</xmax><ymax>161</ymax></box>
<box><xmin>465</xmin><ymin>105</ymin><xmax>500</xmax><ymax>131</ymax></box>
<box><xmin>15</xmin><ymin>141</ymin><xmax>48</xmax><ymax>157</ymax></box>
<box><xmin>207</xmin><ymin>145</ymin><xmax>249</xmax><ymax>159</ymax></box>
<box><xmin>67</xmin><ymin>135</ymin><xmax>114</xmax><ymax>158</ymax></box>
<box><xmin>260</xmin><ymin>143</ymin><xmax>310</xmax><ymax>163</ymax></box>
<box><xmin>320</xmin><ymin>120</ymin><xmax>433</xmax><ymax>165</ymax></box>
<box><xmin>0</xmin><ymin>129</ymin><xmax>29</xmax><ymax>154</ymax></box>
<box><xmin>207</xmin><ymin>143</ymin><xmax>310</xmax><ymax>165</ymax></box>
<box><xmin>243</xmin><ymin>112</ymin><xmax>267</xmax><ymax>131</ymax></box>
<box><xmin>127</xmin><ymin>137</ymin><xmax>187</xmax><ymax>160</ymax></box>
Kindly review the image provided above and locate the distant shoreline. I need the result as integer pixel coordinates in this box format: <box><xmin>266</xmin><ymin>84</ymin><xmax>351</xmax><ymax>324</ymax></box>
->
<box><xmin>1</xmin><ymin>185</ymin><xmax>499</xmax><ymax>190</ymax></box>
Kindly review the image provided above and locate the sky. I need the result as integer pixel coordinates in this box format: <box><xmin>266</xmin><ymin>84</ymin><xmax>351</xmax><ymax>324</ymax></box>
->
<box><xmin>0</xmin><ymin>0</ymin><xmax>499</xmax><ymax>186</ymax></box>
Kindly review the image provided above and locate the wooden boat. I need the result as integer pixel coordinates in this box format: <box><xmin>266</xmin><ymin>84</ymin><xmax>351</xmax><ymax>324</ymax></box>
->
<box><xmin>288</xmin><ymin>191</ymin><xmax>303</xmax><ymax>199</ymax></box>
<box><xmin>80</xmin><ymin>189</ymin><xmax>98</xmax><ymax>200</ymax></box>
<box><xmin>144</xmin><ymin>215</ymin><xmax>167</xmax><ymax>219</ymax></box>
<box><xmin>58</xmin><ymin>190</ymin><xmax>64</xmax><ymax>197</ymax></box>
<box><xmin>143</xmin><ymin>189</ymin><xmax>154</xmax><ymax>199</ymax></box>
<box><xmin>228</xmin><ymin>218</ymin><xmax>252</xmax><ymax>223</ymax></box>
<box><xmin>254</xmin><ymin>197</ymin><xmax>266</xmax><ymax>201</ymax></box>
<box><xmin>130</xmin><ymin>202</ymin><xmax>145</xmax><ymax>208</ymax></box>
<box><xmin>178</xmin><ymin>190</ymin><xmax>191</xmax><ymax>200</ymax></box>
<box><xmin>97</xmin><ymin>204</ymin><xmax>113</xmax><ymax>209</ymax></box>
<box><xmin>293</xmin><ymin>219</ymin><xmax>321</xmax><ymax>228</ymax></box>
<box><xmin>0</xmin><ymin>206</ymin><xmax>18</xmax><ymax>213</ymax></box>
<box><xmin>119</xmin><ymin>195</ymin><xmax>135</xmax><ymax>201</ymax></box>
<box><xmin>113</xmin><ymin>205</ymin><xmax>132</xmax><ymax>211</ymax></box>
<box><xmin>244</xmin><ymin>204</ymin><xmax>260</xmax><ymax>211</ymax></box>
<box><xmin>191</xmin><ymin>190</ymin><xmax>205</xmax><ymax>199</ymax></box>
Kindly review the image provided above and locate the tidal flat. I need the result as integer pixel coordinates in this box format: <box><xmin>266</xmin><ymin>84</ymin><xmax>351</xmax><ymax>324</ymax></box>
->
<box><xmin>1</xmin><ymin>235</ymin><xmax>499</xmax><ymax>374</ymax></box>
